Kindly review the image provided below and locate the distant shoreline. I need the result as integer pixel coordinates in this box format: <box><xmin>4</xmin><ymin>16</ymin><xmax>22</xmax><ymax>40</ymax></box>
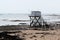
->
<box><xmin>9</xmin><ymin>20</ymin><xmax>30</xmax><ymax>22</ymax></box>
<box><xmin>2</xmin><ymin>19</ymin><xmax>30</xmax><ymax>22</ymax></box>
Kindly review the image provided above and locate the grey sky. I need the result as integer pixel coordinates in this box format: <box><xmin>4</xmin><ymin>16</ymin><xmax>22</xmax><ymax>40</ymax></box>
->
<box><xmin>0</xmin><ymin>0</ymin><xmax>60</xmax><ymax>14</ymax></box>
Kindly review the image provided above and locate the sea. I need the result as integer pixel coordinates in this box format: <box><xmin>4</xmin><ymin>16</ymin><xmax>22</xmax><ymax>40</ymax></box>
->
<box><xmin>0</xmin><ymin>14</ymin><xmax>60</xmax><ymax>26</ymax></box>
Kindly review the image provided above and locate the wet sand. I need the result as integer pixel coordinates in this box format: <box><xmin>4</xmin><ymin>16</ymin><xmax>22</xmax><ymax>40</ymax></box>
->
<box><xmin>0</xmin><ymin>25</ymin><xmax>60</xmax><ymax>40</ymax></box>
<box><xmin>6</xmin><ymin>29</ymin><xmax>60</xmax><ymax>40</ymax></box>
<box><xmin>16</xmin><ymin>30</ymin><xmax>60</xmax><ymax>40</ymax></box>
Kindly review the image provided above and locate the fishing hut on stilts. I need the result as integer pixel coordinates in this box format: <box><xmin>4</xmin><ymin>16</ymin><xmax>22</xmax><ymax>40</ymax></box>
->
<box><xmin>29</xmin><ymin>11</ymin><xmax>50</xmax><ymax>30</ymax></box>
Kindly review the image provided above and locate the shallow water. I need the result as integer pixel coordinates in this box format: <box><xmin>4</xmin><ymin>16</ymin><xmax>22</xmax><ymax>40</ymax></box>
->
<box><xmin>0</xmin><ymin>14</ymin><xmax>60</xmax><ymax>26</ymax></box>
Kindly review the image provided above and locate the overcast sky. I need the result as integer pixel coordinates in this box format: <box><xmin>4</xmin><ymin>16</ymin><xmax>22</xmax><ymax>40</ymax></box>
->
<box><xmin>0</xmin><ymin>0</ymin><xmax>60</xmax><ymax>14</ymax></box>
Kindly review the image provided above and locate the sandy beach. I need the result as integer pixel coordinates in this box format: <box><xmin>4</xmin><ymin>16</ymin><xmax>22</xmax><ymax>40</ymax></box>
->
<box><xmin>7</xmin><ymin>29</ymin><xmax>60</xmax><ymax>40</ymax></box>
<box><xmin>0</xmin><ymin>25</ymin><xmax>59</xmax><ymax>40</ymax></box>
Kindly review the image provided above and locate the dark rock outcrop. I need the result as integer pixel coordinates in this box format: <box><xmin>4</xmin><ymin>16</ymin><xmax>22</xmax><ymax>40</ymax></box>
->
<box><xmin>0</xmin><ymin>32</ymin><xmax>24</xmax><ymax>40</ymax></box>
